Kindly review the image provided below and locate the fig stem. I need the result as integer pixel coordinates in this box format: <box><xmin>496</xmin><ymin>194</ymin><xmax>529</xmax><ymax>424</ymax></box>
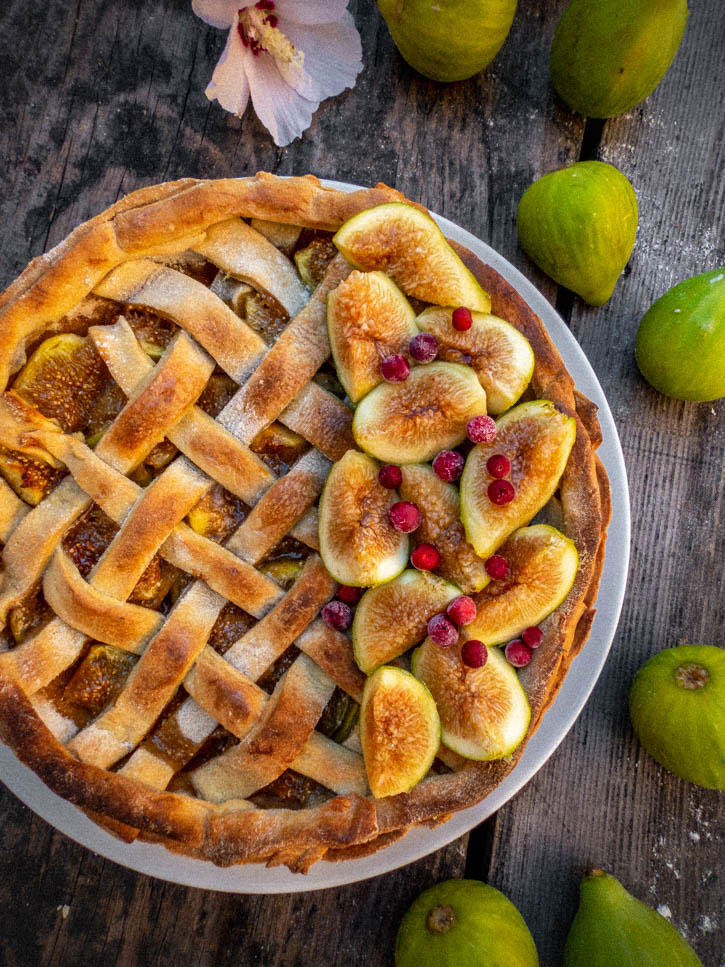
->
<box><xmin>426</xmin><ymin>903</ymin><xmax>456</xmax><ymax>934</ymax></box>
<box><xmin>675</xmin><ymin>663</ymin><xmax>709</xmax><ymax>690</ymax></box>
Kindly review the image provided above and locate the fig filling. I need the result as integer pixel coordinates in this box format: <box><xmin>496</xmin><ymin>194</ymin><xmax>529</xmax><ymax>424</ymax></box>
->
<box><xmin>294</xmin><ymin>236</ymin><xmax>338</xmax><ymax>290</ymax></box>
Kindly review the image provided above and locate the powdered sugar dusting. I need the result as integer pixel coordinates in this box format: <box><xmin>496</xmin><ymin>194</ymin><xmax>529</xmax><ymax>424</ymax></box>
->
<box><xmin>31</xmin><ymin>698</ymin><xmax>77</xmax><ymax>743</ymax></box>
<box><xmin>176</xmin><ymin>698</ymin><xmax>216</xmax><ymax>743</ymax></box>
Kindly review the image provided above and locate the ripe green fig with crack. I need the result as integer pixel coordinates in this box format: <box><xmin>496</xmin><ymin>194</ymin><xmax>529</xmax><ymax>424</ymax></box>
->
<box><xmin>395</xmin><ymin>878</ymin><xmax>538</xmax><ymax>967</ymax></box>
<box><xmin>635</xmin><ymin>268</ymin><xmax>725</xmax><ymax>401</ymax></box>
<box><xmin>551</xmin><ymin>0</ymin><xmax>688</xmax><ymax>119</ymax></box>
<box><xmin>517</xmin><ymin>161</ymin><xmax>637</xmax><ymax>306</ymax></box>
<box><xmin>378</xmin><ymin>0</ymin><xmax>519</xmax><ymax>84</ymax></box>
<box><xmin>565</xmin><ymin>869</ymin><xmax>702</xmax><ymax>966</ymax></box>
<box><xmin>629</xmin><ymin>644</ymin><xmax>725</xmax><ymax>789</ymax></box>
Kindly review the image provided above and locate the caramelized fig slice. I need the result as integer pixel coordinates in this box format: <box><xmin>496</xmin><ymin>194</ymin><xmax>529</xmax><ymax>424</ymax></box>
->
<box><xmin>259</xmin><ymin>557</ymin><xmax>305</xmax><ymax>590</ymax></box>
<box><xmin>353</xmin><ymin>362</ymin><xmax>487</xmax><ymax>464</ymax></box>
<box><xmin>294</xmin><ymin>238</ymin><xmax>338</xmax><ymax>290</ymax></box>
<box><xmin>328</xmin><ymin>270</ymin><xmax>418</xmax><ymax>403</ymax></box>
<box><xmin>360</xmin><ymin>665</ymin><xmax>440</xmax><ymax>798</ymax></box>
<box><xmin>467</xmin><ymin>525</ymin><xmax>578</xmax><ymax>645</ymax></box>
<box><xmin>334</xmin><ymin>203</ymin><xmax>491</xmax><ymax>312</ymax></box>
<box><xmin>187</xmin><ymin>484</ymin><xmax>247</xmax><ymax>544</ymax></box>
<box><xmin>12</xmin><ymin>334</ymin><xmax>108</xmax><ymax>432</ymax></box>
<box><xmin>0</xmin><ymin>449</ymin><xmax>63</xmax><ymax>506</ymax></box>
<box><xmin>460</xmin><ymin>400</ymin><xmax>576</xmax><ymax>560</ymax></box>
<box><xmin>318</xmin><ymin>450</ymin><xmax>409</xmax><ymax>587</ymax></box>
<box><xmin>412</xmin><ymin>636</ymin><xmax>530</xmax><ymax>760</ymax></box>
<box><xmin>416</xmin><ymin>306</ymin><xmax>534</xmax><ymax>413</ymax></box>
<box><xmin>400</xmin><ymin>464</ymin><xmax>490</xmax><ymax>593</ymax></box>
<box><xmin>353</xmin><ymin>569</ymin><xmax>460</xmax><ymax>674</ymax></box>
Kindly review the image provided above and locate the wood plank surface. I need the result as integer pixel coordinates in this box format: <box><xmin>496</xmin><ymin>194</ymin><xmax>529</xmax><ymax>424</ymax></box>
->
<box><xmin>0</xmin><ymin>1</ymin><xmax>722</xmax><ymax>965</ymax></box>
<box><xmin>488</xmin><ymin>4</ymin><xmax>725</xmax><ymax>965</ymax></box>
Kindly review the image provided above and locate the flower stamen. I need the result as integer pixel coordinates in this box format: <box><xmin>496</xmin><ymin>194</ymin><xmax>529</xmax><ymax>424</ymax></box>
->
<box><xmin>237</xmin><ymin>5</ymin><xmax>304</xmax><ymax>67</ymax></box>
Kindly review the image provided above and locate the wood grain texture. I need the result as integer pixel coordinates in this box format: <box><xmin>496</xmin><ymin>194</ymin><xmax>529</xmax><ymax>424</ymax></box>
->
<box><xmin>0</xmin><ymin>0</ymin><xmax>722</xmax><ymax>965</ymax></box>
<box><xmin>488</xmin><ymin>3</ymin><xmax>725</xmax><ymax>964</ymax></box>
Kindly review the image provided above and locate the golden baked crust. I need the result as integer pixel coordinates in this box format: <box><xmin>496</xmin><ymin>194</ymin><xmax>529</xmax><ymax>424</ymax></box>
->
<box><xmin>0</xmin><ymin>174</ymin><xmax>609</xmax><ymax>871</ymax></box>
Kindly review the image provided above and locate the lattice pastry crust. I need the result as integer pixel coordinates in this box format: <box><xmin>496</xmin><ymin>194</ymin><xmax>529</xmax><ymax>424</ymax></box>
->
<box><xmin>0</xmin><ymin>174</ymin><xmax>609</xmax><ymax>872</ymax></box>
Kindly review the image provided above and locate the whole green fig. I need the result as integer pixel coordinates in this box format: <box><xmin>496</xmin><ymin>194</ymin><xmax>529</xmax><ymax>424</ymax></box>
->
<box><xmin>517</xmin><ymin>161</ymin><xmax>637</xmax><ymax>306</ymax></box>
<box><xmin>565</xmin><ymin>870</ymin><xmax>703</xmax><ymax>966</ymax></box>
<box><xmin>550</xmin><ymin>0</ymin><xmax>688</xmax><ymax>118</ymax></box>
<box><xmin>395</xmin><ymin>879</ymin><xmax>538</xmax><ymax>966</ymax></box>
<box><xmin>629</xmin><ymin>644</ymin><xmax>725</xmax><ymax>788</ymax></box>
<box><xmin>635</xmin><ymin>270</ymin><xmax>725</xmax><ymax>401</ymax></box>
<box><xmin>377</xmin><ymin>0</ymin><xmax>518</xmax><ymax>83</ymax></box>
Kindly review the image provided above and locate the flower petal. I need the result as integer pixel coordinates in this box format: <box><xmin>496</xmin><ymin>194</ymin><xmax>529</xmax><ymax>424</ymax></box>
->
<box><xmin>276</xmin><ymin>11</ymin><xmax>362</xmax><ymax>103</ymax></box>
<box><xmin>192</xmin><ymin>0</ymin><xmax>239</xmax><ymax>30</ymax></box>
<box><xmin>245</xmin><ymin>51</ymin><xmax>318</xmax><ymax>146</ymax></box>
<box><xmin>205</xmin><ymin>25</ymin><xmax>251</xmax><ymax>117</ymax></box>
<box><xmin>273</xmin><ymin>0</ymin><xmax>351</xmax><ymax>26</ymax></box>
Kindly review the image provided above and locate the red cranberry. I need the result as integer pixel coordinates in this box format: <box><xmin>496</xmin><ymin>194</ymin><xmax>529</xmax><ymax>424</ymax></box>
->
<box><xmin>485</xmin><ymin>554</ymin><xmax>510</xmax><ymax>580</ymax></box>
<box><xmin>381</xmin><ymin>354</ymin><xmax>410</xmax><ymax>382</ymax></box>
<box><xmin>446</xmin><ymin>595</ymin><xmax>477</xmax><ymax>626</ymax></box>
<box><xmin>389</xmin><ymin>500</ymin><xmax>421</xmax><ymax>533</ymax></box>
<box><xmin>427</xmin><ymin>613</ymin><xmax>459</xmax><ymax>647</ymax></box>
<box><xmin>337</xmin><ymin>585</ymin><xmax>363</xmax><ymax>605</ymax></box>
<box><xmin>505</xmin><ymin>639</ymin><xmax>533</xmax><ymax>667</ymax></box>
<box><xmin>488</xmin><ymin>479</ymin><xmax>515</xmax><ymax>505</ymax></box>
<box><xmin>467</xmin><ymin>415</ymin><xmax>497</xmax><ymax>444</ymax></box>
<box><xmin>321</xmin><ymin>600</ymin><xmax>352</xmax><ymax>631</ymax></box>
<box><xmin>486</xmin><ymin>454</ymin><xmax>511</xmax><ymax>479</ymax></box>
<box><xmin>409</xmin><ymin>332</ymin><xmax>438</xmax><ymax>363</ymax></box>
<box><xmin>432</xmin><ymin>449</ymin><xmax>465</xmax><ymax>483</ymax></box>
<box><xmin>461</xmin><ymin>639</ymin><xmax>488</xmax><ymax>668</ymax></box>
<box><xmin>452</xmin><ymin>306</ymin><xmax>473</xmax><ymax>331</ymax></box>
<box><xmin>378</xmin><ymin>464</ymin><xmax>403</xmax><ymax>489</ymax></box>
<box><xmin>411</xmin><ymin>543</ymin><xmax>440</xmax><ymax>570</ymax></box>
<box><xmin>522</xmin><ymin>626</ymin><xmax>543</xmax><ymax>649</ymax></box>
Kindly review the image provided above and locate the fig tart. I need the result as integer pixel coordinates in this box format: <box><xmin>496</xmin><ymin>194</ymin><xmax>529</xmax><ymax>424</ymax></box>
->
<box><xmin>0</xmin><ymin>174</ymin><xmax>609</xmax><ymax>872</ymax></box>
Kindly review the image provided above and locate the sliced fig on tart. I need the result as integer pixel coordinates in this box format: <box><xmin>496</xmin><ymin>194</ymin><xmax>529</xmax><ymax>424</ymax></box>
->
<box><xmin>327</xmin><ymin>270</ymin><xmax>418</xmax><ymax>403</ymax></box>
<box><xmin>416</xmin><ymin>306</ymin><xmax>534</xmax><ymax>413</ymax></box>
<box><xmin>352</xmin><ymin>569</ymin><xmax>460</xmax><ymax>674</ymax></box>
<box><xmin>334</xmin><ymin>203</ymin><xmax>491</xmax><ymax>312</ymax></box>
<box><xmin>412</xmin><ymin>636</ymin><xmax>530</xmax><ymax>761</ymax></box>
<box><xmin>318</xmin><ymin>450</ymin><xmax>409</xmax><ymax>587</ymax></box>
<box><xmin>466</xmin><ymin>525</ymin><xmax>579</xmax><ymax>644</ymax></box>
<box><xmin>360</xmin><ymin>665</ymin><xmax>440</xmax><ymax>798</ymax></box>
<box><xmin>399</xmin><ymin>464</ymin><xmax>490</xmax><ymax>593</ymax></box>
<box><xmin>353</xmin><ymin>362</ymin><xmax>487</xmax><ymax>463</ymax></box>
<box><xmin>460</xmin><ymin>400</ymin><xmax>576</xmax><ymax>560</ymax></box>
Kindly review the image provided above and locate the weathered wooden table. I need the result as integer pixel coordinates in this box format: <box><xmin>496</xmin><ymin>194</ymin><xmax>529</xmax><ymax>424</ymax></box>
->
<box><xmin>1</xmin><ymin>1</ymin><xmax>723</xmax><ymax>964</ymax></box>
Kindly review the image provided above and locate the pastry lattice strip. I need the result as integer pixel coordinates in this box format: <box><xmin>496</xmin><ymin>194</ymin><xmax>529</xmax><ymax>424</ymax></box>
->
<box><xmin>0</xmin><ymin>240</ymin><xmax>350</xmax><ymax>626</ymax></box>
<box><xmin>0</xmin><ymin>237</ymin><xmax>371</xmax><ymax>807</ymax></box>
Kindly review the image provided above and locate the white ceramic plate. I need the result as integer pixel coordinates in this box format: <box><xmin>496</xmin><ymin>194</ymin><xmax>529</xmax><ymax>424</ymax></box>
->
<box><xmin>0</xmin><ymin>181</ymin><xmax>630</xmax><ymax>893</ymax></box>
